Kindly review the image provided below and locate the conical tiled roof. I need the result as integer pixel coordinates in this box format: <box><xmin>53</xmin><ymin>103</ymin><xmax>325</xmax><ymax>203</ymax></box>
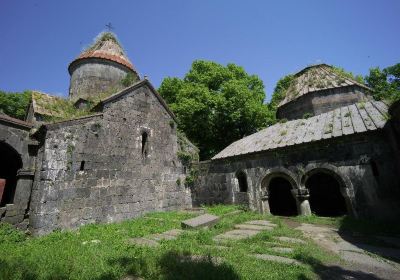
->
<box><xmin>278</xmin><ymin>64</ymin><xmax>371</xmax><ymax>107</ymax></box>
<box><xmin>68</xmin><ymin>32</ymin><xmax>136</xmax><ymax>74</ymax></box>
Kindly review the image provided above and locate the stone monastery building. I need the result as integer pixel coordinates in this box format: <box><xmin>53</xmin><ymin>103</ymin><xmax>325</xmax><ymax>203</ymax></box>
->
<box><xmin>1</xmin><ymin>33</ymin><xmax>400</xmax><ymax>235</ymax></box>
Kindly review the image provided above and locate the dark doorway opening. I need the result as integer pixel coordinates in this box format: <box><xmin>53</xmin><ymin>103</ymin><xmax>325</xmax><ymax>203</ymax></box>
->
<box><xmin>0</xmin><ymin>142</ymin><xmax>22</xmax><ymax>207</ymax></box>
<box><xmin>268</xmin><ymin>177</ymin><xmax>297</xmax><ymax>216</ymax></box>
<box><xmin>306</xmin><ymin>172</ymin><xmax>347</xmax><ymax>217</ymax></box>
<box><xmin>236</xmin><ymin>171</ymin><xmax>248</xmax><ymax>192</ymax></box>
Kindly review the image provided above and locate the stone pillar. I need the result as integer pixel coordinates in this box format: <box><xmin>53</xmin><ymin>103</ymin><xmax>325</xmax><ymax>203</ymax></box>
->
<box><xmin>296</xmin><ymin>189</ymin><xmax>311</xmax><ymax>216</ymax></box>
<box><xmin>260</xmin><ymin>190</ymin><xmax>270</xmax><ymax>215</ymax></box>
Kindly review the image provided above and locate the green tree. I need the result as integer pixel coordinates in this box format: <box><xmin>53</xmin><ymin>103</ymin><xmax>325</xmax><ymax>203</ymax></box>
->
<box><xmin>159</xmin><ymin>60</ymin><xmax>272</xmax><ymax>159</ymax></box>
<box><xmin>0</xmin><ymin>90</ymin><xmax>31</xmax><ymax>120</ymax></box>
<box><xmin>365</xmin><ymin>63</ymin><xmax>400</xmax><ymax>101</ymax></box>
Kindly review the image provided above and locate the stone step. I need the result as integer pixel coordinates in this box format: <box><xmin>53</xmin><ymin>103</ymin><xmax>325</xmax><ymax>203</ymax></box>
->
<box><xmin>275</xmin><ymin>236</ymin><xmax>306</xmax><ymax>244</ymax></box>
<box><xmin>181</xmin><ymin>214</ymin><xmax>220</xmax><ymax>229</ymax></box>
<box><xmin>234</xmin><ymin>224</ymin><xmax>274</xmax><ymax>231</ymax></box>
<box><xmin>245</xmin><ymin>220</ymin><xmax>277</xmax><ymax>227</ymax></box>
<box><xmin>270</xmin><ymin>247</ymin><xmax>294</xmax><ymax>254</ymax></box>
<box><xmin>253</xmin><ymin>254</ymin><xmax>302</xmax><ymax>265</ymax></box>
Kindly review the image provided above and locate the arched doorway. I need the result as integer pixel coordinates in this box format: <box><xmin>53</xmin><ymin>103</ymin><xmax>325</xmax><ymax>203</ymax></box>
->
<box><xmin>305</xmin><ymin>172</ymin><xmax>347</xmax><ymax>217</ymax></box>
<box><xmin>0</xmin><ymin>142</ymin><xmax>22</xmax><ymax>207</ymax></box>
<box><xmin>268</xmin><ymin>177</ymin><xmax>298</xmax><ymax>216</ymax></box>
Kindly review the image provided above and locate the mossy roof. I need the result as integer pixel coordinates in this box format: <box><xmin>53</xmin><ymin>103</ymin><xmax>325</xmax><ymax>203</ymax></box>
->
<box><xmin>213</xmin><ymin>100</ymin><xmax>389</xmax><ymax>160</ymax></box>
<box><xmin>68</xmin><ymin>32</ymin><xmax>136</xmax><ymax>74</ymax></box>
<box><xmin>31</xmin><ymin>91</ymin><xmax>66</xmax><ymax>117</ymax></box>
<box><xmin>278</xmin><ymin>64</ymin><xmax>371</xmax><ymax>107</ymax></box>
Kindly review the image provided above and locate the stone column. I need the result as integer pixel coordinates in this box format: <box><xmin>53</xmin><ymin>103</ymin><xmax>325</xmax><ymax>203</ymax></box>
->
<box><xmin>296</xmin><ymin>189</ymin><xmax>311</xmax><ymax>216</ymax></box>
<box><xmin>260</xmin><ymin>190</ymin><xmax>270</xmax><ymax>215</ymax></box>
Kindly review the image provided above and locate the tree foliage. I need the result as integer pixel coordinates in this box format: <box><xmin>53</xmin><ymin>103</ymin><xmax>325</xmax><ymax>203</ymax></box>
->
<box><xmin>0</xmin><ymin>90</ymin><xmax>31</xmax><ymax>120</ymax></box>
<box><xmin>159</xmin><ymin>60</ymin><xmax>272</xmax><ymax>159</ymax></box>
<box><xmin>365</xmin><ymin>63</ymin><xmax>400</xmax><ymax>102</ymax></box>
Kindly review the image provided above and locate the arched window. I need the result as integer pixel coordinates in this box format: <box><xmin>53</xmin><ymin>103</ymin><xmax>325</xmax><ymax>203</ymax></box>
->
<box><xmin>141</xmin><ymin>132</ymin><xmax>149</xmax><ymax>159</ymax></box>
<box><xmin>236</xmin><ymin>171</ymin><xmax>248</xmax><ymax>192</ymax></box>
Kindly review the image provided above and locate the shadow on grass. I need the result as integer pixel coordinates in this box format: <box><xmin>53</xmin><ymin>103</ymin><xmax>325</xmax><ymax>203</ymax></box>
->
<box><xmin>107</xmin><ymin>250</ymin><xmax>240</xmax><ymax>280</ymax></box>
<box><xmin>296</xmin><ymin>254</ymin><xmax>382</xmax><ymax>280</ymax></box>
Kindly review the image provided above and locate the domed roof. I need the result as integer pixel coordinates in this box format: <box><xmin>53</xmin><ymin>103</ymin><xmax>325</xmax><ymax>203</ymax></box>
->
<box><xmin>278</xmin><ymin>64</ymin><xmax>371</xmax><ymax>107</ymax></box>
<box><xmin>68</xmin><ymin>32</ymin><xmax>137</xmax><ymax>74</ymax></box>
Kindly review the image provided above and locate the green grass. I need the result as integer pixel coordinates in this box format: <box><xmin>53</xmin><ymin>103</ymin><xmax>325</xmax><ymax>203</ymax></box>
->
<box><xmin>0</xmin><ymin>206</ymin><xmax>338</xmax><ymax>280</ymax></box>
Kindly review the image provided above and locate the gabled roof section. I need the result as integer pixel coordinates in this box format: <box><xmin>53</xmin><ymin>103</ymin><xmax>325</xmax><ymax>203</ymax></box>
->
<box><xmin>31</xmin><ymin>91</ymin><xmax>65</xmax><ymax>118</ymax></box>
<box><xmin>97</xmin><ymin>79</ymin><xmax>177</xmax><ymax>122</ymax></box>
<box><xmin>213</xmin><ymin>100</ymin><xmax>389</xmax><ymax>160</ymax></box>
<box><xmin>68</xmin><ymin>32</ymin><xmax>137</xmax><ymax>74</ymax></box>
<box><xmin>279</xmin><ymin>64</ymin><xmax>371</xmax><ymax>107</ymax></box>
<box><xmin>0</xmin><ymin>113</ymin><xmax>33</xmax><ymax>129</ymax></box>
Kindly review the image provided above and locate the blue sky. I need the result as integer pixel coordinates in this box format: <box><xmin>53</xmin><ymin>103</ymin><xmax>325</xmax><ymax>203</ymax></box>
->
<box><xmin>0</xmin><ymin>0</ymin><xmax>399</xmax><ymax>101</ymax></box>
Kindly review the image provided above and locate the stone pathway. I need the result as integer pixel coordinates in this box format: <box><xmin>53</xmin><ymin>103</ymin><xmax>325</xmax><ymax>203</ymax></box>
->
<box><xmin>293</xmin><ymin>222</ymin><xmax>400</xmax><ymax>280</ymax></box>
<box><xmin>128</xmin><ymin>229</ymin><xmax>184</xmax><ymax>247</ymax></box>
<box><xmin>213</xmin><ymin>220</ymin><xmax>276</xmax><ymax>242</ymax></box>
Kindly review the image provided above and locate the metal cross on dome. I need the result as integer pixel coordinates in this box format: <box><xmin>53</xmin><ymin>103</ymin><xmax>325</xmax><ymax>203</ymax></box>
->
<box><xmin>105</xmin><ymin>22</ymin><xmax>114</xmax><ymax>31</ymax></box>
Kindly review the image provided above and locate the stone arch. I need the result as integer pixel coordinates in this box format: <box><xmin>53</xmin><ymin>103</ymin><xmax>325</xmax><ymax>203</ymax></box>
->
<box><xmin>302</xmin><ymin>163</ymin><xmax>354</xmax><ymax>217</ymax></box>
<box><xmin>259</xmin><ymin>168</ymin><xmax>299</xmax><ymax>216</ymax></box>
<box><xmin>0</xmin><ymin>141</ymin><xmax>23</xmax><ymax>206</ymax></box>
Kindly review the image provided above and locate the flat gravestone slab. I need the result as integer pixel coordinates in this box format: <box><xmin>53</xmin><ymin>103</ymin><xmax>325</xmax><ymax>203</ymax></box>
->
<box><xmin>179</xmin><ymin>255</ymin><xmax>224</xmax><ymax>266</ymax></box>
<box><xmin>213</xmin><ymin>229</ymin><xmax>260</xmax><ymax>241</ymax></box>
<box><xmin>181</xmin><ymin>214</ymin><xmax>219</xmax><ymax>229</ymax></box>
<box><xmin>163</xmin><ymin>229</ymin><xmax>184</xmax><ymax>237</ymax></box>
<box><xmin>127</xmin><ymin>237</ymin><xmax>159</xmax><ymax>247</ymax></box>
<box><xmin>245</xmin><ymin>220</ymin><xmax>277</xmax><ymax>227</ymax></box>
<box><xmin>253</xmin><ymin>254</ymin><xmax>302</xmax><ymax>265</ymax></box>
<box><xmin>149</xmin><ymin>233</ymin><xmax>177</xmax><ymax>241</ymax></box>
<box><xmin>234</xmin><ymin>224</ymin><xmax>274</xmax><ymax>231</ymax></box>
<box><xmin>270</xmin><ymin>247</ymin><xmax>293</xmax><ymax>254</ymax></box>
<box><xmin>275</xmin><ymin>236</ymin><xmax>306</xmax><ymax>244</ymax></box>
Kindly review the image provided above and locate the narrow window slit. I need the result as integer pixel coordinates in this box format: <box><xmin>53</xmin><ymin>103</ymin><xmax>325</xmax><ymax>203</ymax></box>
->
<box><xmin>80</xmin><ymin>161</ymin><xmax>85</xmax><ymax>171</ymax></box>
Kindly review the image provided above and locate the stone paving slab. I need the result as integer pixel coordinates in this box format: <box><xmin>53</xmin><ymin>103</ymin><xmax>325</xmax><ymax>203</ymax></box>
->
<box><xmin>253</xmin><ymin>254</ymin><xmax>302</xmax><ymax>265</ymax></box>
<box><xmin>270</xmin><ymin>247</ymin><xmax>294</xmax><ymax>254</ymax></box>
<box><xmin>340</xmin><ymin>251</ymin><xmax>399</xmax><ymax>271</ymax></box>
<box><xmin>181</xmin><ymin>214</ymin><xmax>220</xmax><ymax>229</ymax></box>
<box><xmin>213</xmin><ymin>229</ymin><xmax>260</xmax><ymax>241</ymax></box>
<box><xmin>179</xmin><ymin>255</ymin><xmax>224</xmax><ymax>265</ymax></box>
<box><xmin>149</xmin><ymin>232</ymin><xmax>178</xmax><ymax>241</ymax></box>
<box><xmin>234</xmin><ymin>224</ymin><xmax>274</xmax><ymax>231</ymax></box>
<box><xmin>163</xmin><ymin>229</ymin><xmax>184</xmax><ymax>237</ymax></box>
<box><xmin>245</xmin><ymin>220</ymin><xmax>277</xmax><ymax>227</ymax></box>
<box><xmin>127</xmin><ymin>237</ymin><xmax>159</xmax><ymax>247</ymax></box>
<box><xmin>275</xmin><ymin>236</ymin><xmax>306</xmax><ymax>244</ymax></box>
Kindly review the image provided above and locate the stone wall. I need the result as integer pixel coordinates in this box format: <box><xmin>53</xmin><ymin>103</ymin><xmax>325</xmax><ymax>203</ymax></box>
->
<box><xmin>193</xmin><ymin>128</ymin><xmax>400</xmax><ymax>221</ymax></box>
<box><xmin>69</xmin><ymin>58</ymin><xmax>138</xmax><ymax>101</ymax></box>
<box><xmin>30</xmin><ymin>84</ymin><xmax>192</xmax><ymax>235</ymax></box>
<box><xmin>277</xmin><ymin>86</ymin><xmax>371</xmax><ymax>120</ymax></box>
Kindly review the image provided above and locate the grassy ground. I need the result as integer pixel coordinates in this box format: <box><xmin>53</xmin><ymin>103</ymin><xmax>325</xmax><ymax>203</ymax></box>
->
<box><xmin>0</xmin><ymin>206</ymin><xmax>339</xmax><ymax>280</ymax></box>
